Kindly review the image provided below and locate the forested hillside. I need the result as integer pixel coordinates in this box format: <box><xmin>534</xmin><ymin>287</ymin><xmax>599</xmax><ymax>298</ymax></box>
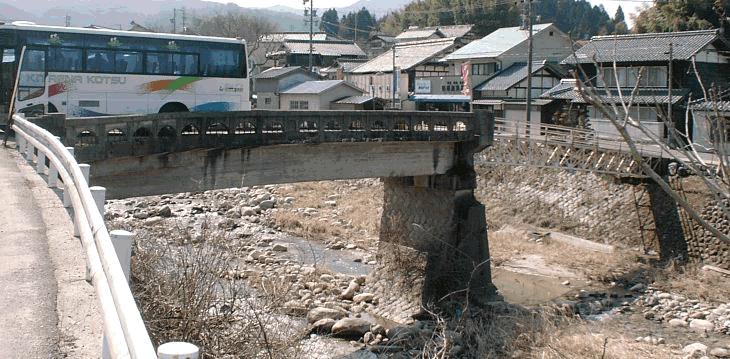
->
<box><xmin>378</xmin><ymin>0</ymin><xmax>623</xmax><ymax>39</ymax></box>
<box><xmin>633</xmin><ymin>0</ymin><xmax>729</xmax><ymax>33</ymax></box>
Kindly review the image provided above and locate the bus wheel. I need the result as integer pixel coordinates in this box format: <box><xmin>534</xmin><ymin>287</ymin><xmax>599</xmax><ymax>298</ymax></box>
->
<box><xmin>159</xmin><ymin>102</ymin><xmax>189</xmax><ymax>113</ymax></box>
<box><xmin>47</xmin><ymin>103</ymin><xmax>59</xmax><ymax>113</ymax></box>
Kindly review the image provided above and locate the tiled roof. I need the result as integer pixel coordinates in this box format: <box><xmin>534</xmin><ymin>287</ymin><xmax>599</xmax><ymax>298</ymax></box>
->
<box><xmin>691</xmin><ymin>100</ymin><xmax>730</xmax><ymax>112</ymax></box>
<box><xmin>475</xmin><ymin>61</ymin><xmax>567</xmax><ymax>91</ymax></box>
<box><xmin>335</xmin><ymin>95</ymin><xmax>376</xmax><ymax>104</ymax></box>
<box><xmin>261</xmin><ymin>32</ymin><xmax>329</xmax><ymax>42</ymax></box>
<box><xmin>541</xmin><ymin>80</ymin><xmax>689</xmax><ymax>104</ymax></box>
<box><xmin>280</xmin><ymin>80</ymin><xmax>363</xmax><ymax>94</ymax></box>
<box><xmin>564</xmin><ymin>29</ymin><xmax>727</xmax><ymax>64</ymax></box>
<box><xmin>444</xmin><ymin>23</ymin><xmax>554</xmax><ymax>61</ymax></box>
<box><xmin>395</xmin><ymin>24</ymin><xmax>473</xmax><ymax>42</ymax></box>
<box><xmin>351</xmin><ymin>38</ymin><xmax>457</xmax><ymax>73</ymax></box>
<box><xmin>284</xmin><ymin>40</ymin><xmax>365</xmax><ymax>57</ymax></box>
<box><xmin>254</xmin><ymin>66</ymin><xmax>304</xmax><ymax>79</ymax></box>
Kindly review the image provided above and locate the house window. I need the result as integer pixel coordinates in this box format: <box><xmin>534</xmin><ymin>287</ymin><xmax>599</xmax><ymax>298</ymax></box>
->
<box><xmin>471</xmin><ymin>63</ymin><xmax>496</xmax><ymax>76</ymax></box>
<box><xmin>289</xmin><ymin>100</ymin><xmax>308</xmax><ymax>110</ymax></box>
<box><xmin>600</xmin><ymin>66</ymin><xmax>667</xmax><ymax>88</ymax></box>
<box><xmin>710</xmin><ymin>116</ymin><xmax>730</xmax><ymax>143</ymax></box>
<box><xmin>264</xmin><ymin>97</ymin><xmax>271</xmax><ymax>105</ymax></box>
<box><xmin>549</xmin><ymin>31</ymin><xmax>554</xmax><ymax>36</ymax></box>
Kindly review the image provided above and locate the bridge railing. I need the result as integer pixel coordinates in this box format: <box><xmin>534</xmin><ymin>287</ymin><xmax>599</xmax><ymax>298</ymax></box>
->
<box><xmin>10</xmin><ymin>113</ymin><xmax>195</xmax><ymax>359</ymax></box>
<box><xmin>55</xmin><ymin>110</ymin><xmax>490</xmax><ymax>162</ymax></box>
<box><xmin>493</xmin><ymin>118</ymin><xmax>669</xmax><ymax>159</ymax></box>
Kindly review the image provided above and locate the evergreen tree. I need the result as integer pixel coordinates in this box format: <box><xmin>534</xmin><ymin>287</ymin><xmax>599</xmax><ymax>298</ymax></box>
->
<box><xmin>614</xmin><ymin>5</ymin><xmax>625</xmax><ymax>24</ymax></box>
<box><xmin>633</xmin><ymin>0</ymin><xmax>728</xmax><ymax>33</ymax></box>
<box><xmin>321</xmin><ymin>8</ymin><xmax>339</xmax><ymax>36</ymax></box>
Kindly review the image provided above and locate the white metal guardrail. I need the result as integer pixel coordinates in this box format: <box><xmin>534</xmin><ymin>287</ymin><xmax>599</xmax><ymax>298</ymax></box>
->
<box><xmin>10</xmin><ymin>113</ymin><xmax>198</xmax><ymax>359</ymax></box>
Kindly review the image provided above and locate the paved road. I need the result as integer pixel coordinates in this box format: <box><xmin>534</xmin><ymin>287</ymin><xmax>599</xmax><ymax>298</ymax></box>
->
<box><xmin>0</xmin><ymin>145</ymin><xmax>59</xmax><ymax>358</ymax></box>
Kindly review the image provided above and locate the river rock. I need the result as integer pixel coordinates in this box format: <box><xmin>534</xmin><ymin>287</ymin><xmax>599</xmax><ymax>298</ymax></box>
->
<box><xmin>683</xmin><ymin>343</ymin><xmax>707</xmax><ymax>357</ymax></box>
<box><xmin>689</xmin><ymin>319</ymin><xmax>715</xmax><ymax>332</ymax></box>
<box><xmin>353</xmin><ymin>293</ymin><xmax>374</xmax><ymax>303</ymax></box>
<box><xmin>157</xmin><ymin>205</ymin><xmax>172</xmax><ymax>217</ymax></box>
<box><xmin>341</xmin><ymin>281</ymin><xmax>360</xmax><ymax>300</ymax></box>
<box><xmin>669</xmin><ymin>318</ymin><xmax>689</xmax><ymax>327</ymax></box>
<box><xmin>310</xmin><ymin>318</ymin><xmax>336</xmax><ymax>334</ymax></box>
<box><xmin>240</xmin><ymin>206</ymin><xmax>257</xmax><ymax>216</ymax></box>
<box><xmin>710</xmin><ymin>348</ymin><xmax>730</xmax><ymax>358</ymax></box>
<box><xmin>272</xmin><ymin>244</ymin><xmax>288</xmax><ymax>252</ymax></box>
<box><xmin>307</xmin><ymin>307</ymin><xmax>347</xmax><ymax>323</ymax></box>
<box><xmin>259</xmin><ymin>199</ymin><xmax>276</xmax><ymax>210</ymax></box>
<box><xmin>331</xmin><ymin>318</ymin><xmax>371</xmax><ymax>338</ymax></box>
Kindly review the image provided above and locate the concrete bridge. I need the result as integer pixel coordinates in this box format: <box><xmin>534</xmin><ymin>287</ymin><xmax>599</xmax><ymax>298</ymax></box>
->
<box><xmin>29</xmin><ymin>110</ymin><xmax>497</xmax><ymax>323</ymax></box>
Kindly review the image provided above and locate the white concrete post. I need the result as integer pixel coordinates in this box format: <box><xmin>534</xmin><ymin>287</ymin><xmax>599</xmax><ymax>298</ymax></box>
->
<box><xmin>102</xmin><ymin>229</ymin><xmax>135</xmax><ymax>359</ymax></box>
<box><xmin>47</xmin><ymin>137</ymin><xmax>61</xmax><ymax>188</ymax></box>
<box><xmin>23</xmin><ymin>138</ymin><xmax>32</xmax><ymax>160</ymax></box>
<box><xmin>73</xmin><ymin>164</ymin><xmax>91</xmax><ymax>237</ymax></box>
<box><xmin>157</xmin><ymin>342</ymin><xmax>200</xmax><ymax>359</ymax></box>
<box><xmin>36</xmin><ymin>151</ymin><xmax>46</xmax><ymax>174</ymax></box>
<box><xmin>16</xmin><ymin>134</ymin><xmax>24</xmax><ymax>151</ymax></box>
<box><xmin>62</xmin><ymin>147</ymin><xmax>75</xmax><ymax>207</ymax></box>
<box><xmin>88</xmin><ymin>186</ymin><xmax>106</xmax><ymax>282</ymax></box>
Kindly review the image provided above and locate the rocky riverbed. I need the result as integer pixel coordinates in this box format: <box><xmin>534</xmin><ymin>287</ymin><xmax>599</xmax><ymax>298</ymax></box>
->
<box><xmin>106</xmin><ymin>181</ymin><xmax>730</xmax><ymax>358</ymax></box>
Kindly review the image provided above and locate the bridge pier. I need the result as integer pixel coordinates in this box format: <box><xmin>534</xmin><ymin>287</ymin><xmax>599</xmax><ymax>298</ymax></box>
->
<box><xmin>368</xmin><ymin>172</ymin><xmax>498</xmax><ymax>323</ymax></box>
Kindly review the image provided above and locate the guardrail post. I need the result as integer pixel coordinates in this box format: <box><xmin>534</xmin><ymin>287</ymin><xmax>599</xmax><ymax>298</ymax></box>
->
<box><xmin>157</xmin><ymin>342</ymin><xmax>200</xmax><ymax>359</ymax></box>
<box><xmin>36</xmin><ymin>151</ymin><xmax>46</xmax><ymax>174</ymax></box>
<box><xmin>101</xmin><ymin>229</ymin><xmax>134</xmax><ymax>359</ymax></box>
<box><xmin>62</xmin><ymin>147</ymin><xmax>75</xmax><ymax>207</ymax></box>
<box><xmin>48</xmin><ymin>137</ymin><xmax>61</xmax><ymax>188</ymax></box>
<box><xmin>72</xmin><ymin>164</ymin><xmax>91</xmax><ymax>237</ymax></box>
<box><xmin>89</xmin><ymin>186</ymin><xmax>106</xmax><ymax>282</ymax></box>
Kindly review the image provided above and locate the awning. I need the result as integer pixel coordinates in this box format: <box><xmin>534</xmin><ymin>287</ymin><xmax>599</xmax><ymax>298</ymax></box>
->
<box><xmin>409</xmin><ymin>94</ymin><xmax>471</xmax><ymax>103</ymax></box>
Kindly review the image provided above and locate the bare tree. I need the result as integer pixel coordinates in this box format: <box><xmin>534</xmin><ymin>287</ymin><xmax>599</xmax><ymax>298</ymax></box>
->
<box><xmin>568</xmin><ymin>38</ymin><xmax>730</xmax><ymax>245</ymax></box>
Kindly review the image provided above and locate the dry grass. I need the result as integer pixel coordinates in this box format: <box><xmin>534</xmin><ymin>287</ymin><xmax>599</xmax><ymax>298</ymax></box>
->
<box><xmin>650</xmin><ymin>262</ymin><xmax>730</xmax><ymax>303</ymax></box>
<box><xmin>418</xmin><ymin>303</ymin><xmax>677</xmax><ymax>359</ymax></box>
<box><xmin>489</xmin><ymin>227</ymin><xmax>640</xmax><ymax>280</ymax></box>
<box><xmin>271</xmin><ymin>181</ymin><xmax>382</xmax><ymax>248</ymax></box>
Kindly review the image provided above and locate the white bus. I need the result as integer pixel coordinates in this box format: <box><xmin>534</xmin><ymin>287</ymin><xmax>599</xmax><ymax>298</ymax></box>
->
<box><xmin>0</xmin><ymin>21</ymin><xmax>250</xmax><ymax>117</ymax></box>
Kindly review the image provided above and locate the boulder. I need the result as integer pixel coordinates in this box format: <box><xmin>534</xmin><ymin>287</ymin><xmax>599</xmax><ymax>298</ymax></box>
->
<box><xmin>157</xmin><ymin>205</ymin><xmax>173</xmax><ymax>217</ymax></box>
<box><xmin>272</xmin><ymin>244</ymin><xmax>288</xmax><ymax>252</ymax></box>
<box><xmin>689</xmin><ymin>319</ymin><xmax>715</xmax><ymax>333</ymax></box>
<box><xmin>353</xmin><ymin>293</ymin><xmax>375</xmax><ymax>304</ymax></box>
<box><xmin>682</xmin><ymin>343</ymin><xmax>707</xmax><ymax>357</ymax></box>
<box><xmin>259</xmin><ymin>199</ymin><xmax>276</xmax><ymax>210</ymax></box>
<box><xmin>310</xmin><ymin>318</ymin><xmax>336</xmax><ymax>334</ymax></box>
<box><xmin>307</xmin><ymin>307</ymin><xmax>347</xmax><ymax>323</ymax></box>
<box><xmin>331</xmin><ymin>318</ymin><xmax>371</xmax><ymax>338</ymax></box>
<box><xmin>668</xmin><ymin>318</ymin><xmax>688</xmax><ymax>327</ymax></box>
<box><xmin>340</xmin><ymin>281</ymin><xmax>360</xmax><ymax>300</ymax></box>
<box><xmin>240</xmin><ymin>206</ymin><xmax>257</xmax><ymax>216</ymax></box>
<box><xmin>710</xmin><ymin>348</ymin><xmax>730</xmax><ymax>358</ymax></box>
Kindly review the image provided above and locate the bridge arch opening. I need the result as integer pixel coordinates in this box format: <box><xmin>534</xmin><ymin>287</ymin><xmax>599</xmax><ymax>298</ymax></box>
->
<box><xmin>371</xmin><ymin>120</ymin><xmax>386</xmax><ymax>131</ymax></box>
<box><xmin>107</xmin><ymin>128</ymin><xmax>126</xmax><ymax>143</ymax></box>
<box><xmin>393</xmin><ymin>119</ymin><xmax>409</xmax><ymax>131</ymax></box>
<box><xmin>349</xmin><ymin>120</ymin><xmax>364</xmax><ymax>131</ymax></box>
<box><xmin>133</xmin><ymin>127</ymin><xmax>152</xmax><ymax>141</ymax></box>
<box><xmin>206</xmin><ymin>122</ymin><xmax>229</xmax><ymax>135</ymax></box>
<box><xmin>299</xmin><ymin>120</ymin><xmax>318</xmax><ymax>133</ymax></box>
<box><xmin>159</xmin><ymin>102</ymin><xmax>189</xmax><ymax>113</ymax></box>
<box><xmin>433</xmin><ymin>121</ymin><xmax>448</xmax><ymax>131</ymax></box>
<box><xmin>234</xmin><ymin>122</ymin><xmax>256</xmax><ymax>134</ymax></box>
<box><xmin>76</xmin><ymin>129</ymin><xmax>97</xmax><ymax>147</ymax></box>
<box><xmin>263</xmin><ymin>122</ymin><xmax>283</xmax><ymax>133</ymax></box>
<box><xmin>181</xmin><ymin>124</ymin><xmax>200</xmax><ymax>136</ymax></box>
<box><xmin>158</xmin><ymin>126</ymin><xmax>177</xmax><ymax>139</ymax></box>
<box><xmin>325</xmin><ymin>120</ymin><xmax>341</xmax><ymax>131</ymax></box>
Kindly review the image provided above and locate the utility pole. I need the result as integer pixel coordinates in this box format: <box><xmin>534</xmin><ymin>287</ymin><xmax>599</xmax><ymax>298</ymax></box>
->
<box><xmin>170</xmin><ymin>9</ymin><xmax>177</xmax><ymax>33</ymax></box>
<box><xmin>64</xmin><ymin>14</ymin><xmax>71</xmax><ymax>27</ymax></box>
<box><xmin>303</xmin><ymin>0</ymin><xmax>316</xmax><ymax>72</ymax></box>
<box><xmin>668</xmin><ymin>42</ymin><xmax>673</xmax><ymax>131</ymax></box>
<box><xmin>392</xmin><ymin>45</ymin><xmax>396</xmax><ymax>108</ymax></box>
<box><xmin>525</xmin><ymin>0</ymin><xmax>534</xmax><ymax>125</ymax></box>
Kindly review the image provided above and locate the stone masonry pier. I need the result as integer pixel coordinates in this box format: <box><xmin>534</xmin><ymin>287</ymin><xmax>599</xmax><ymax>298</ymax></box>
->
<box><xmin>28</xmin><ymin>110</ymin><xmax>498</xmax><ymax>322</ymax></box>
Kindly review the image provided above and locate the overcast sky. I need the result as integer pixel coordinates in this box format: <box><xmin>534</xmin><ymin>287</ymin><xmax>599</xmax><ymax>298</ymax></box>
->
<box><xmin>211</xmin><ymin>0</ymin><xmax>650</xmax><ymax>26</ymax></box>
